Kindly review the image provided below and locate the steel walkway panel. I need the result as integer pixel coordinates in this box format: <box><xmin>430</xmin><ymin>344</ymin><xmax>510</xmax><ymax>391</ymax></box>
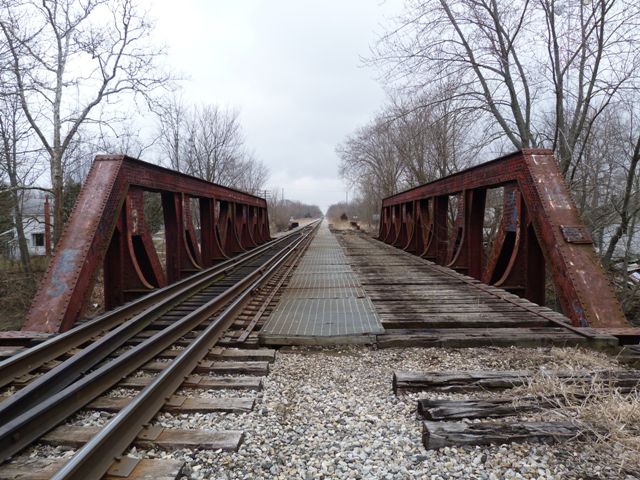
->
<box><xmin>281</xmin><ymin>287</ymin><xmax>367</xmax><ymax>299</ymax></box>
<box><xmin>260</xmin><ymin>298</ymin><xmax>384</xmax><ymax>336</ymax></box>
<box><xmin>294</xmin><ymin>265</ymin><xmax>354</xmax><ymax>274</ymax></box>
<box><xmin>260</xmin><ymin>220</ymin><xmax>383</xmax><ymax>339</ymax></box>
<box><xmin>286</xmin><ymin>272</ymin><xmax>361</xmax><ymax>289</ymax></box>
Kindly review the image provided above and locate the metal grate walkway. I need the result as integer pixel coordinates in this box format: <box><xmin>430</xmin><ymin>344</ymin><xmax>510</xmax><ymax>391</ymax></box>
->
<box><xmin>260</xmin><ymin>221</ymin><xmax>383</xmax><ymax>341</ymax></box>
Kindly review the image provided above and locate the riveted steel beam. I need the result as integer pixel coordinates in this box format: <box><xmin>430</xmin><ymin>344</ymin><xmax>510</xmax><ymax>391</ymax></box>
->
<box><xmin>379</xmin><ymin>149</ymin><xmax>628</xmax><ymax>328</ymax></box>
<box><xmin>23</xmin><ymin>155</ymin><xmax>270</xmax><ymax>333</ymax></box>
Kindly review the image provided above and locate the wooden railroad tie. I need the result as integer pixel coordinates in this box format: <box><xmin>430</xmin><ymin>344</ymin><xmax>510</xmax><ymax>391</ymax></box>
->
<box><xmin>119</xmin><ymin>374</ymin><xmax>263</xmax><ymax>390</ymax></box>
<box><xmin>397</xmin><ymin>369</ymin><xmax>640</xmax><ymax>451</ymax></box>
<box><xmin>141</xmin><ymin>360</ymin><xmax>270</xmax><ymax>376</ymax></box>
<box><xmin>42</xmin><ymin>426</ymin><xmax>243</xmax><ymax>451</ymax></box>
<box><xmin>87</xmin><ymin>395</ymin><xmax>255</xmax><ymax>413</ymax></box>
<box><xmin>423</xmin><ymin>420</ymin><xmax>584</xmax><ymax>450</ymax></box>
<box><xmin>393</xmin><ymin>369</ymin><xmax>640</xmax><ymax>394</ymax></box>
<box><xmin>0</xmin><ymin>458</ymin><xmax>184</xmax><ymax>480</ymax></box>
<box><xmin>377</xmin><ymin>328</ymin><xmax>617</xmax><ymax>349</ymax></box>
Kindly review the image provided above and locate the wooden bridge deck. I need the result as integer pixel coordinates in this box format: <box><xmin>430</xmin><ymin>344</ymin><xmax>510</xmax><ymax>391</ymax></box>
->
<box><xmin>259</xmin><ymin>223</ymin><xmax>621</xmax><ymax>350</ymax></box>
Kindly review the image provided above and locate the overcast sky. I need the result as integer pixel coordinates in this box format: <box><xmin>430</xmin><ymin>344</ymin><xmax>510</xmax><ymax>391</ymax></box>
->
<box><xmin>148</xmin><ymin>0</ymin><xmax>404</xmax><ymax>212</ymax></box>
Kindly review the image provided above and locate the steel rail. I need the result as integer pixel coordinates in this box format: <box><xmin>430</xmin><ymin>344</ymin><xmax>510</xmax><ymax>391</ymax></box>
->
<box><xmin>0</xmin><ymin>222</ymin><xmax>318</xmax><ymax>462</ymax></box>
<box><xmin>52</xmin><ymin>222</ymin><xmax>319</xmax><ymax>479</ymax></box>
<box><xmin>236</xmin><ymin>233</ymin><xmax>310</xmax><ymax>342</ymax></box>
<box><xmin>0</xmin><ymin>230</ymin><xmax>305</xmax><ymax>426</ymax></box>
<box><xmin>0</xmin><ymin>227</ymin><xmax>302</xmax><ymax>390</ymax></box>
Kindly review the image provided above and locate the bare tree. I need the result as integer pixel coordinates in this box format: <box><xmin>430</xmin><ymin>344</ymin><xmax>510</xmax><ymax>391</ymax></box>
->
<box><xmin>388</xmin><ymin>85</ymin><xmax>481</xmax><ymax>186</ymax></box>
<box><xmin>183</xmin><ymin>105</ymin><xmax>244</xmax><ymax>185</ymax></box>
<box><xmin>337</xmin><ymin>84</ymin><xmax>479</xmax><ymax>212</ymax></box>
<box><xmin>0</xmin><ymin>37</ymin><xmax>49</xmax><ymax>276</ymax></box>
<box><xmin>602</xmin><ymin>98</ymin><xmax>640</xmax><ymax>266</ymax></box>
<box><xmin>372</xmin><ymin>0</ymin><xmax>640</xmax><ymax>175</ymax></box>
<box><xmin>0</xmin><ymin>0</ymin><xmax>169</xmax><ymax>244</ymax></box>
<box><xmin>155</xmin><ymin>99</ymin><xmax>269</xmax><ymax>194</ymax></box>
<box><xmin>0</xmin><ymin>87</ymin><xmax>42</xmax><ymax>276</ymax></box>
<box><xmin>154</xmin><ymin>94</ymin><xmax>188</xmax><ymax>173</ymax></box>
<box><xmin>234</xmin><ymin>154</ymin><xmax>270</xmax><ymax>195</ymax></box>
<box><xmin>337</xmin><ymin>113</ymin><xmax>405</xmax><ymax>204</ymax></box>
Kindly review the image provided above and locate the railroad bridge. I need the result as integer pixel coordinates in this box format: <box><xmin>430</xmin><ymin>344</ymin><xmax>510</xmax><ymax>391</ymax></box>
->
<box><xmin>0</xmin><ymin>149</ymin><xmax>639</xmax><ymax>479</ymax></box>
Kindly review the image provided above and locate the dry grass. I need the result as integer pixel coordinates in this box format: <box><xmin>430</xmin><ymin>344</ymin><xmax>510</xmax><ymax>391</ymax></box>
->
<box><xmin>516</xmin><ymin>369</ymin><xmax>640</xmax><ymax>476</ymax></box>
<box><xmin>0</xmin><ymin>256</ymin><xmax>117</xmax><ymax>327</ymax></box>
<box><xmin>0</xmin><ymin>256</ymin><xmax>49</xmax><ymax>331</ymax></box>
<box><xmin>85</xmin><ymin>270</ymin><xmax>105</xmax><ymax>318</ymax></box>
<box><xmin>549</xmin><ymin>347</ymin><xmax>622</xmax><ymax>370</ymax></box>
<box><xmin>0</xmin><ymin>255</ymin><xmax>49</xmax><ymax>273</ymax></box>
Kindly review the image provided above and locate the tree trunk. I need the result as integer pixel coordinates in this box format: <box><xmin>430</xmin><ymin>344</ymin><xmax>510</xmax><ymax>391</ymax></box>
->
<box><xmin>7</xmin><ymin>178</ymin><xmax>32</xmax><ymax>278</ymax></box>
<box><xmin>51</xmin><ymin>149</ymin><xmax>64</xmax><ymax>246</ymax></box>
<box><xmin>603</xmin><ymin>145</ymin><xmax>640</xmax><ymax>267</ymax></box>
<box><xmin>2</xmin><ymin>135</ymin><xmax>32</xmax><ymax>277</ymax></box>
<box><xmin>11</xmin><ymin>194</ymin><xmax>31</xmax><ymax>277</ymax></box>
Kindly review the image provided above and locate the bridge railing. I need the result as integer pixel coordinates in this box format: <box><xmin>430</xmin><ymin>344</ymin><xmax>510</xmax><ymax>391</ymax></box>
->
<box><xmin>378</xmin><ymin>149</ymin><xmax>628</xmax><ymax>328</ymax></box>
<box><xmin>24</xmin><ymin>155</ymin><xmax>270</xmax><ymax>333</ymax></box>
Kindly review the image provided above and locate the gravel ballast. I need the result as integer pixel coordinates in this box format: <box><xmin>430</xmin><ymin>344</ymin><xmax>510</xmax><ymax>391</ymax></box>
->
<box><xmin>140</xmin><ymin>345</ymin><xmax>636</xmax><ymax>480</ymax></box>
<box><xmin>5</xmin><ymin>345</ymin><xmax>636</xmax><ymax>479</ymax></box>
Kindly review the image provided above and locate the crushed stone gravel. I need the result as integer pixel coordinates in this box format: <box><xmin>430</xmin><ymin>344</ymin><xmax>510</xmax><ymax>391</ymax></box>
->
<box><xmin>5</xmin><ymin>345</ymin><xmax>636</xmax><ymax>480</ymax></box>
<box><xmin>140</xmin><ymin>346</ymin><xmax>636</xmax><ymax>480</ymax></box>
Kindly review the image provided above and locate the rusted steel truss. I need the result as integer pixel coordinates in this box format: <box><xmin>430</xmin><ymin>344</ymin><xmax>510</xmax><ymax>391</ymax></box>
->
<box><xmin>378</xmin><ymin>149</ymin><xmax>628</xmax><ymax>328</ymax></box>
<box><xmin>23</xmin><ymin>155</ymin><xmax>271</xmax><ymax>334</ymax></box>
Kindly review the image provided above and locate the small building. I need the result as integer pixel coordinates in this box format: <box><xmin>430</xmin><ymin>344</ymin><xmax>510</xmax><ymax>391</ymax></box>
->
<box><xmin>0</xmin><ymin>191</ymin><xmax>51</xmax><ymax>258</ymax></box>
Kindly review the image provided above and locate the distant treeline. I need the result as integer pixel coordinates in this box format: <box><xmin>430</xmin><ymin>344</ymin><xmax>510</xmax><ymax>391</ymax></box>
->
<box><xmin>268</xmin><ymin>197</ymin><xmax>322</xmax><ymax>232</ymax></box>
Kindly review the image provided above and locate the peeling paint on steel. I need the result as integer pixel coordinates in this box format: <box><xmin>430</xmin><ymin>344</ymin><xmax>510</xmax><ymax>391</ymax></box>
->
<box><xmin>378</xmin><ymin>149</ymin><xmax>628</xmax><ymax>328</ymax></box>
<box><xmin>24</xmin><ymin>155</ymin><xmax>271</xmax><ymax>333</ymax></box>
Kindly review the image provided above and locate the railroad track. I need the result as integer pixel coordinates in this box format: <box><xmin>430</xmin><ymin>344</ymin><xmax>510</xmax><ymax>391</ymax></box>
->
<box><xmin>0</xmin><ymin>220</ymin><xmax>320</xmax><ymax>479</ymax></box>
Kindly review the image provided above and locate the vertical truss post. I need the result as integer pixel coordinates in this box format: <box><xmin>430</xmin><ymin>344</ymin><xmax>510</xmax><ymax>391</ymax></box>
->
<box><xmin>417</xmin><ymin>198</ymin><xmax>432</xmax><ymax>257</ymax></box>
<box><xmin>379</xmin><ymin>149</ymin><xmax>629</xmax><ymax>328</ymax></box>
<box><xmin>103</xmin><ymin>208</ymin><xmax>127</xmax><ymax>310</ymax></box>
<box><xmin>218</xmin><ymin>200</ymin><xmax>244</xmax><ymax>254</ymax></box>
<box><xmin>237</xmin><ymin>203</ymin><xmax>257</xmax><ymax>249</ymax></box>
<box><xmin>447</xmin><ymin>193</ymin><xmax>465</xmax><ymax>264</ymax></box>
<box><xmin>393</xmin><ymin>203</ymin><xmax>409</xmax><ymax>248</ymax></box>
<box><xmin>255</xmin><ymin>206</ymin><xmax>270</xmax><ymax>244</ymax></box>
<box><xmin>103</xmin><ymin>189</ymin><xmax>166</xmax><ymax>310</ymax></box>
<box><xmin>126</xmin><ymin>188</ymin><xmax>166</xmax><ymax>290</ymax></box>
<box><xmin>182</xmin><ymin>196</ymin><xmax>202</xmax><ymax>267</ymax></box>
<box><xmin>525</xmin><ymin>221</ymin><xmax>545</xmax><ymax>306</ymax></box>
<box><xmin>383</xmin><ymin>205</ymin><xmax>397</xmax><ymax>244</ymax></box>
<box><xmin>161</xmin><ymin>192</ymin><xmax>183</xmax><ymax>284</ymax></box>
<box><xmin>467</xmin><ymin>189</ymin><xmax>486</xmax><ymax>279</ymax></box>
<box><xmin>483</xmin><ymin>186</ymin><xmax>544</xmax><ymax>302</ymax></box>
<box><xmin>447</xmin><ymin>189</ymin><xmax>486</xmax><ymax>278</ymax></box>
<box><xmin>424</xmin><ymin>195</ymin><xmax>449</xmax><ymax>264</ymax></box>
<box><xmin>199</xmin><ymin>197</ymin><xmax>227</xmax><ymax>267</ymax></box>
<box><xmin>162</xmin><ymin>192</ymin><xmax>200</xmax><ymax>283</ymax></box>
<box><xmin>483</xmin><ymin>184</ymin><xmax>519</xmax><ymax>286</ymax></box>
<box><xmin>404</xmin><ymin>201</ymin><xmax>419</xmax><ymax>253</ymax></box>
